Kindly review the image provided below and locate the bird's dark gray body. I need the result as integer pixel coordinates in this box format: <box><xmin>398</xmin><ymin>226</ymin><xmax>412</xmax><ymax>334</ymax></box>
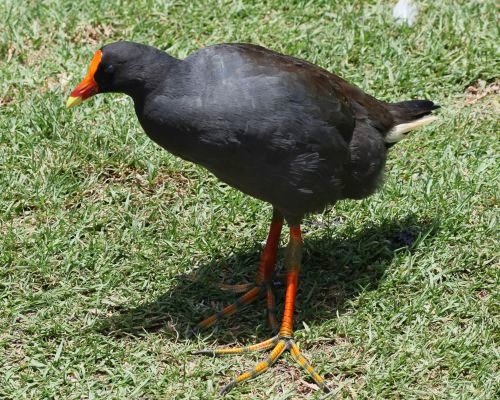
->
<box><xmin>74</xmin><ymin>41</ymin><xmax>439</xmax><ymax>394</ymax></box>
<box><xmin>95</xmin><ymin>42</ymin><xmax>435</xmax><ymax>223</ymax></box>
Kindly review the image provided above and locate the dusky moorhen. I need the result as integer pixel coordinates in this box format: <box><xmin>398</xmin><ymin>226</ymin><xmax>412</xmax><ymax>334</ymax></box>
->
<box><xmin>67</xmin><ymin>41</ymin><xmax>438</xmax><ymax>394</ymax></box>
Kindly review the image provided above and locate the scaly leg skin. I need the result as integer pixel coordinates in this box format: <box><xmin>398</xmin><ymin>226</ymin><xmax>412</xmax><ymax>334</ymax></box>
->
<box><xmin>197</xmin><ymin>226</ymin><xmax>332</xmax><ymax>395</ymax></box>
<box><xmin>193</xmin><ymin>209</ymin><xmax>283</xmax><ymax>333</ymax></box>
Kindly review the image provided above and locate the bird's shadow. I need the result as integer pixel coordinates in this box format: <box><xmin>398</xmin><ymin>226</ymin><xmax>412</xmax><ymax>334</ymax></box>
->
<box><xmin>96</xmin><ymin>215</ymin><xmax>438</xmax><ymax>343</ymax></box>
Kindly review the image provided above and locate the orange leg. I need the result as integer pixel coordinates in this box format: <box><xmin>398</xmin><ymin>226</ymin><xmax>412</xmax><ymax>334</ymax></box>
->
<box><xmin>196</xmin><ymin>225</ymin><xmax>331</xmax><ymax>395</ymax></box>
<box><xmin>194</xmin><ymin>209</ymin><xmax>283</xmax><ymax>332</ymax></box>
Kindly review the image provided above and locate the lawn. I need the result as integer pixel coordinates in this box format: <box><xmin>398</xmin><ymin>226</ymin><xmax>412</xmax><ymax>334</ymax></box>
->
<box><xmin>0</xmin><ymin>0</ymin><xmax>498</xmax><ymax>399</ymax></box>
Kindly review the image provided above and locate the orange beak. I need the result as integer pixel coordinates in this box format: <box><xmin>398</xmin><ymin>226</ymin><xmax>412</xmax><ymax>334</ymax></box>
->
<box><xmin>66</xmin><ymin>50</ymin><xmax>102</xmax><ymax>108</ymax></box>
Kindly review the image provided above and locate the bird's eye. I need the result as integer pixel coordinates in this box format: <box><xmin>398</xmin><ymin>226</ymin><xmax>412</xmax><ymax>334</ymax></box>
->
<box><xmin>104</xmin><ymin>64</ymin><xmax>114</xmax><ymax>74</ymax></box>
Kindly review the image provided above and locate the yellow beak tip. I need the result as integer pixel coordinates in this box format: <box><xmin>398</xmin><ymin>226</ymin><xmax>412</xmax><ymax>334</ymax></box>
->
<box><xmin>66</xmin><ymin>96</ymin><xmax>83</xmax><ymax>109</ymax></box>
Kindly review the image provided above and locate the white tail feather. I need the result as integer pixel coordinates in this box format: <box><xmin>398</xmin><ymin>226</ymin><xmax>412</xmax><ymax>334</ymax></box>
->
<box><xmin>385</xmin><ymin>115</ymin><xmax>438</xmax><ymax>143</ymax></box>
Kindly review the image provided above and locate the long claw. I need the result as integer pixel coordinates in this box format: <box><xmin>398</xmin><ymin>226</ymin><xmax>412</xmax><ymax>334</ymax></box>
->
<box><xmin>220</xmin><ymin>339</ymin><xmax>287</xmax><ymax>395</ymax></box>
<box><xmin>193</xmin><ymin>335</ymin><xmax>279</xmax><ymax>356</ymax></box>
<box><xmin>289</xmin><ymin>341</ymin><xmax>331</xmax><ymax>393</ymax></box>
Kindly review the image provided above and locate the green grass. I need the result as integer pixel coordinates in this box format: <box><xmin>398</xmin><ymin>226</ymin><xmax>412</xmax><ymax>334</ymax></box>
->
<box><xmin>0</xmin><ymin>0</ymin><xmax>498</xmax><ymax>398</ymax></box>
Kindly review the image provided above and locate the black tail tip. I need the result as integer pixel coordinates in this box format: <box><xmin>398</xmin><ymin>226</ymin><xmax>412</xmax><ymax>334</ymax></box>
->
<box><xmin>390</xmin><ymin>99</ymin><xmax>440</xmax><ymax>123</ymax></box>
<box><xmin>397</xmin><ymin>99</ymin><xmax>440</xmax><ymax>111</ymax></box>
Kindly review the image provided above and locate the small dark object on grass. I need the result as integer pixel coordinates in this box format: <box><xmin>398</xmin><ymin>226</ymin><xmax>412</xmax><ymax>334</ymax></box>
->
<box><xmin>67</xmin><ymin>41</ymin><xmax>439</xmax><ymax>394</ymax></box>
<box><xmin>393</xmin><ymin>229</ymin><xmax>419</xmax><ymax>246</ymax></box>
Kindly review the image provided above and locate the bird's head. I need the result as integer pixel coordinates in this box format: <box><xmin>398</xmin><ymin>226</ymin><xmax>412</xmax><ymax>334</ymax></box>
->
<box><xmin>66</xmin><ymin>41</ymin><xmax>169</xmax><ymax>108</ymax></box>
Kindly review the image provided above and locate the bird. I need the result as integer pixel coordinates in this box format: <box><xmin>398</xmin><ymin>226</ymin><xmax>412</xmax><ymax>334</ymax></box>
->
<box><xmin>67</xmin><ymin>41</ymin><xmax>439</xmax><ymax>394</ymax></box>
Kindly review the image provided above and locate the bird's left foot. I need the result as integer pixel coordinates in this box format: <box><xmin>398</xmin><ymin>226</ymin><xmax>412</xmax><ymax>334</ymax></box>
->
<box><xmin>194</xmin><ymin>334</ymin><xmax>330</xmax><ymax>395</ymax></box>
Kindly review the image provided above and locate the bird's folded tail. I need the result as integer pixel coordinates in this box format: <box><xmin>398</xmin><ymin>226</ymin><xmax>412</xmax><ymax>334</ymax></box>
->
<box><xmin>385</xmin><ymin>100</ymin><xmax>439</xmax><ymax>144</ymax></box>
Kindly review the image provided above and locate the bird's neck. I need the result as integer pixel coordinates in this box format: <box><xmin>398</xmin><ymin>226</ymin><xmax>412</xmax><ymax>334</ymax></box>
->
<box><xmin>126</xmin><ymin>52</ymin><xmax>181</xmax><ymax>101</ymax></box>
